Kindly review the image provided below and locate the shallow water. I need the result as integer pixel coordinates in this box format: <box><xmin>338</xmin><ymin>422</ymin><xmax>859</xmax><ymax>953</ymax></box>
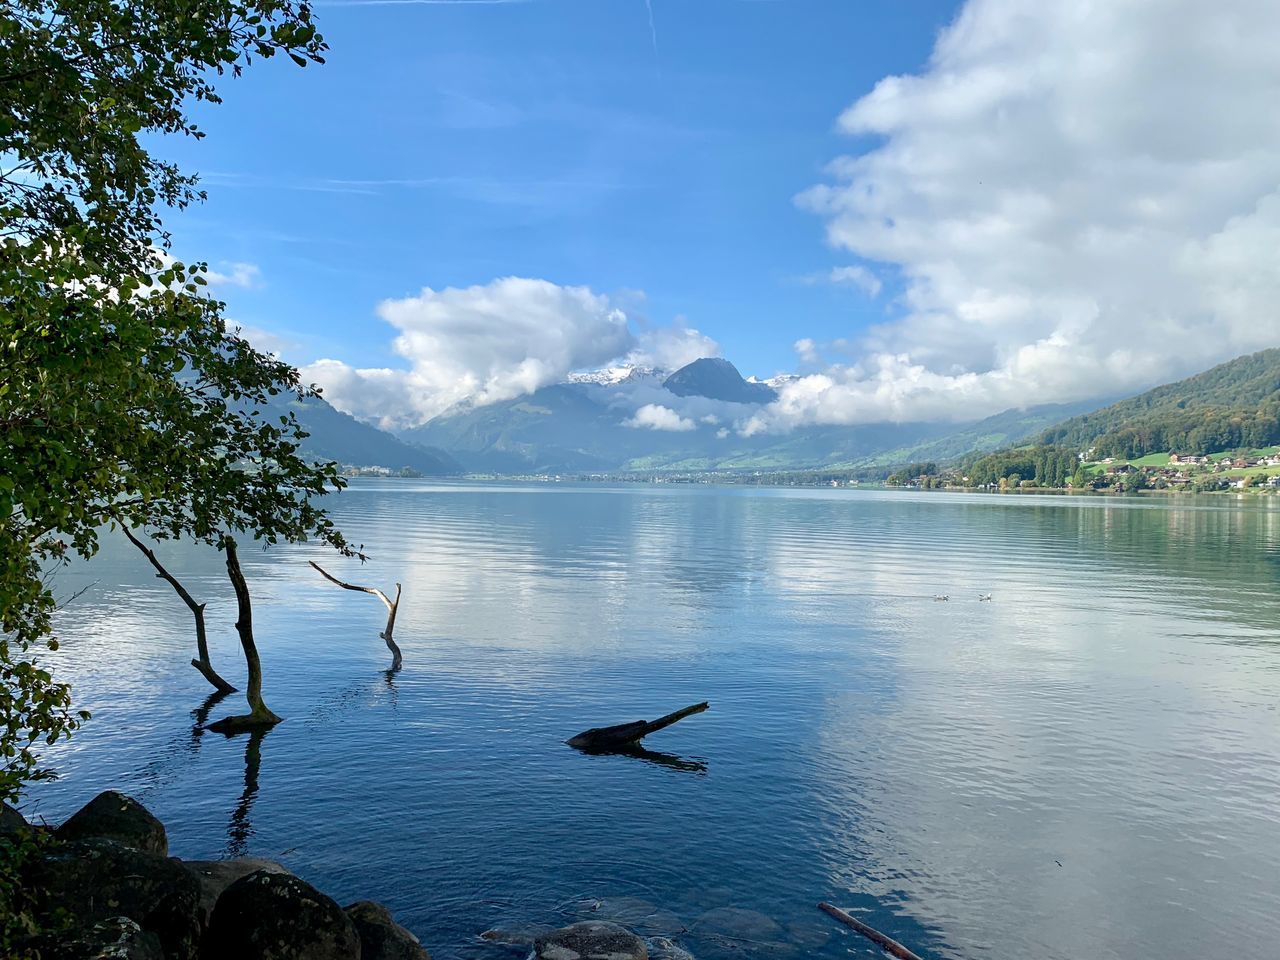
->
<box><xmin>27</xmin><ymin>482</ymin><xmax>1280</xmax><ymax>960</ymax></box>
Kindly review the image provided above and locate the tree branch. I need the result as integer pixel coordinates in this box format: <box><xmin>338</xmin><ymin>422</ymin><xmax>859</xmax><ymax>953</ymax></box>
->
<box><xmin>309</xmin><ymin>561</ymin><xmax>403</xmax><ymax>670</ymax></box>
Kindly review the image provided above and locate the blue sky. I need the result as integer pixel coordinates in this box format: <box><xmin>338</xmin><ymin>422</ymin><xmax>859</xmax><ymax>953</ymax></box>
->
<box><xmin>169</xmin><ymin>0</ymin><xmax>957</xmax><ymax>374</ymax></box>
<box><xmin>166</xmin><ymin>1</ymin><xmax>1280</xmax><ymax>430</ymax></box>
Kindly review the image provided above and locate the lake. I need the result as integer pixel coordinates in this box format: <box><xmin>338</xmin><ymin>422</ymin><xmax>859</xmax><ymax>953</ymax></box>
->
<box><xmin>28</xmin><ymin>482</ymin><xmax>1280</xmax><ymax>960</ymax></box>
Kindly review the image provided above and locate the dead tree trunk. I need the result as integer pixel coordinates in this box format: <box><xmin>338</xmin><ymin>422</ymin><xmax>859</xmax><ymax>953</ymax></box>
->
<box><xmin>308</xmin><ymin>561</ymin><xmax>403</xmax><ymax>670</ymax></box>
<box><xmin>207</xmin><ymin>539</ymin><xmax>282</xmax><ymax>733</ymax></box>
<box><xmin>567</xmin><ymin>701</ymin><xmax>709</xmax><ymax>750</ymax></box>
<box><xmin>120</xmin><ymin>527</ymin><xmax>237</xmax><ymax>694</ymax></box>
<box><xmin>818</xmin><ymin>903</ymin><xmax>925</xmax><ymax>960</ymax></box>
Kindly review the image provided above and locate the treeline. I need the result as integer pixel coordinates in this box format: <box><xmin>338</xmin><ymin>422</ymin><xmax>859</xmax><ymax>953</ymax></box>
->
<box><xmin>964</xmin><ymin>446</ymin><xmax>1081</xmax><ymax>488</ymax></box>
<box><xmin>1042</xmin><ymin>406</ymin><xmax>1280</xmax><ymax>460</ymax></box>
<box><xmin>886</xmin><ymin>462</ymin><xmax>940</xmax><ymax>485</ymax></box>
<box><xmin>1036</xmin><ymin>348</ymin><xmax>1280</xmax><ymax>459</ymax></box>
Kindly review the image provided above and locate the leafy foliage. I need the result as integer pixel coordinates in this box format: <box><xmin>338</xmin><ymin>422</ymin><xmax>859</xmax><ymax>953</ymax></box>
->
<box><xmin>964</xmin><ymin>446</ymin><xmax>1080</xmax><ymax>488</ymax></box>
<box><xmin>1038</xmin><ymin>349</ymin><xmax>1280</xmax><ymax>459</ymax></box>
<box><xmin>1</xmin><ymin>0</ymin><xmax>334</xmax><ymax>805</ymax></box>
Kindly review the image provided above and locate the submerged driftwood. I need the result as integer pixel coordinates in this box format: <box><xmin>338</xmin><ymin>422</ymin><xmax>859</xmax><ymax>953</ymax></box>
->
<box><xmin>818</xmin><ymin>902</ymin><xmax>924</xmax><ymax>960</ymax></box>
<box><xmin>120</xmin><ymin>526</ymin><xmax>237</xmax><ymax>694</ymax></box>
<box><xmin>308</xmin><ymin>561</ymin><xmax>404</xmax><ymax>671</ymax></box>
<box><xmin>207</xmin><ymin>539</ymin><xmax>282</xmax><ymax>733</ymax></box>
<box><xmin>567</xmin><ymin>702</ymin><xmax>709</xmax><ymax>750</ymax></box>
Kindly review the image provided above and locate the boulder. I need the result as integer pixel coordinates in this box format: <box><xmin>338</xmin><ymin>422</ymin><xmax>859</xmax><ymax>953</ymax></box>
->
<box><xmin>534</xmin><ymin>921</ymin><xmax>648</xmax><ymax>960</ymax></box>
<box><xmin>581</xmin><ymin>897</ymin><xmax>686</xmax><ymax>938</ymax></box>
<box><xmin>345</xmin><ymin>900</ymin><xmax>431</xmax><ymax>960</ymax></box>
<box><xmin>646</xmin><ymin>938</ymin><xmax>695</xmax><ymax>960</ymax></box>
<box><xmin>480</xmin><ymin>924</ymin><xmax>555</xmax><ymax>947</ymax></box>
<box><xmin>55</xmin><ymin>791</ymin><xmax>167</xmax><ymax>856</ymax></box>
<box><xmin>25</xmin><ymin>838</ymin><xmax>203</xmax><ymax>960</ymax></box>
<box><xmin>181</xmin><ymin>857</ymin><xmax>290</xmax><ymax>923</ymax></box>
<box><xmin>1</xmin><ymin>801</ymin><xmax>30</xmax><ymax>837</ymax></box>
<box><xmin>205</xmin><ymin>870</ymin><xmax>360</xmax><ymax>960</ymax></box>
<box><xmin>29</xmin><ymin>916</ymin><xmax>164</xmax><ymax>960</ymax></box>
<box><xmin>692</xmin><ymin>907</ymin><xmax>783</xmax><ymax>941</ymax></box>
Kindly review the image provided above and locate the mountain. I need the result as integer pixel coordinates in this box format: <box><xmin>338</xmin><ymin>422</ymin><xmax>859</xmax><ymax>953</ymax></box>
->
<box><xmin>271</xmin><ymin>395</ymin><xmax>461</xmax><ymax>474</ymax></box>
<box><xmin>401</xmin><ymin>383</ymin><xmax>632</xmax><ymax>473</ymax></box>
<box><xmin>828</xmin><ymin>399</ymin><xmax>1108</xmax><ymax>470</ymax></box>
<box><xmin>1037</xmin><ymin>348</ymin><xmax>1280</xmax><ymax>458</ymax></box>
<box><xmin>663</xmin><ymin>358</ymin><xmax>778</xmax><ymax>404</ymax></box>
<box><xmin>399</xmin><ymin>356</ymin><xmax>1098</xmax><ymax>474</ymax></box>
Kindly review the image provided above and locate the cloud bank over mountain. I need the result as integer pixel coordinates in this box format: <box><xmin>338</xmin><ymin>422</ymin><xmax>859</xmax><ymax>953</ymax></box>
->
<box><xmin>303</xmin><ymin>278</ymin><xmax>725</xmax><ymax>429</ymax></box>
<box><xmin>758</xmin><ymin>0</ymin><xmax>1280</xmax><ymax>431</ymax></box>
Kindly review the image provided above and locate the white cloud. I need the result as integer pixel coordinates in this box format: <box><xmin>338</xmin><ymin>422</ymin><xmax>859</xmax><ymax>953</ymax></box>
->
<box><xmin>305</xmin><ymin>279</ymin><xmax>727</xmax><ymax>428</ymax></box>
<box><xmin>303</xmin><ymin>277</ymin><xmax>632</xmax><ymax>428</ymax></box>
<box><xmin>205</xmin><ymin>262</ymin><xmax>262</xmax><ymax>289</ymax></box>
<box><xmin>794</xmin><ymin>338</ymin><xmax>822</xmax><ymax>365</ymax></box>
<box><xmin>234</xmin><ymin>324</ymin><xmax>294</xmax><ymax>357</ymax></box>
<box><xmin>623</xmin><ymin>403</ymin><xmax>697</xmax><ymax>432</ymax></box>
<box><xmin>828</xmin><ymin>265</ymin><xmax>882</xmax><ymax>297</ymax></box>
<box><xmin>625</xmin><ymin>319</ymin><xmax>721</xmax><ymax>371</ymax></box>
<box><xmin>770</xmin><ymin>0</ymin><xmax>1280</xmax><ymax>431</ymax></box>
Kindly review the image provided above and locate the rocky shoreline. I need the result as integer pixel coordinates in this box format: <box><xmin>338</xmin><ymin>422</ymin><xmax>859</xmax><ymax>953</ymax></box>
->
<box><xmin>3</xmin><ymin>791</ymin><xmax>657</xmax><ymax>960</ymax></box>
<box><xmin>4</xmin><ymin>791</ymin><xmax>852</xmax><ymax>960</ymax></box>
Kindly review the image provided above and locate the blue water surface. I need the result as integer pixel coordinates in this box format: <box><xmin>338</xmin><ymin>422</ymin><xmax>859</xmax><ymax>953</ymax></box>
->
<box><xmin>28</xmin><ymin>483</ymin><xmax>1280</xmax><ymax>960</ymax></box>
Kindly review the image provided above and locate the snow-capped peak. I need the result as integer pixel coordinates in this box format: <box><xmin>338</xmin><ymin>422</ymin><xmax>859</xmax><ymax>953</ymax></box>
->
<box><xmin>566</xmin><ymin>364</ymin><xmax>665</xmax><ymax>386</ymax></box>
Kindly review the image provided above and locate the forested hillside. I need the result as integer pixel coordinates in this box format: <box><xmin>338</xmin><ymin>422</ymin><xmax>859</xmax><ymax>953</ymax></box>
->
<box><xmin>1038</xmin><ymin>349</ymin><xmax>1280</xmax><ymax>458</ymax></box>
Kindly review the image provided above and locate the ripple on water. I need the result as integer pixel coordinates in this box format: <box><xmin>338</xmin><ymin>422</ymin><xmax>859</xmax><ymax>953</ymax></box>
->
<box><xmin>29</xmin><ymin>484</ymin><xmax>1280</xmax><ymax>960</ymax></box>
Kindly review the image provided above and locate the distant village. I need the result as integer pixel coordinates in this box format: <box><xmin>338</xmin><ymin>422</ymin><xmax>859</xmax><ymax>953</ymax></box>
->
<box><xmin>337</xmin><ymin>448</ymin><xmax>1280</xmax><ymax>494</ymax></box>
<box><xmin>1087</xmin><ymin>452</ymin><xmax>1280</xmax><ymax>490</ymax></box>
<box><xmin>883</xmin><ymin>448</ymin><xmax>1280</xmax><ymax>493</ymax></box>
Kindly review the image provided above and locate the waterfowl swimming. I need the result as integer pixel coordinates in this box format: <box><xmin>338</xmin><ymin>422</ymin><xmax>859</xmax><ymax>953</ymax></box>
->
<box><xmin>978</xmin><ymin>593</ymin><xmax>993</xmax><ymax>601</ymax></box>
<box><xmin>933</xmin><ymin>594</ymin><xmax>949</xmax><ymax>601</ymax></box>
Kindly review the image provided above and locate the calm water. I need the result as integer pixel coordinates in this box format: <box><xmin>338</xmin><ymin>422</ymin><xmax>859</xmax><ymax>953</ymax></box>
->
<box><xmin>26</xmin><ymin>483</ymin><xmax>1280</xmax><ymax>960</ymax></box>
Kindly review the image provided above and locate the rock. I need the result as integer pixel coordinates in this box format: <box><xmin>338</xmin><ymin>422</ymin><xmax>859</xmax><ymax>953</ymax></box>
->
<box><xmin>29</xmin><ymin>916</ymin><xmax>165</xmax><ymax>960</ymax></box>
<box><xmin>55</xmin><ymin>791</ymin><xmax>167</xmax><ymax>856</ymax></box>
<box><xmin>646</xmin><ymin>937</ymin><xmax>695</xmax><ymax>960</ymax></box>
<box><xmin>345</xmin><ymin>900</ymin><xmax>431</xmax><ymax>960</ymax></box>
<box><xmin>205</xmin><ymin>869</ymin><xmax>360</xmax><ymax>960</ymax></box>
<box><xmin>480</xmin><ymin>924</ymin><xmax>555</xmax><ymax>947</ymax></box>
<box><xmin>692</xmin><ymin>907</ymin><xmax>783</xmax><ymax>941</ymax></box>
<box><xmin>182</xmin><ymin>857</ymin><xmax>290</xmax><ymax>923</ymax></box>
<box><xmin>1</xmin><ymin>801</ymin><xmax>30</xmax><ymax>837</ymax></box>
<box><xmin>582</xmin><ymin>897</ymin><xmax>686</xmax><ymax>937</ymax></box>
<box><xmin>534</xmin><ymin>921</ymin><xmax>648</xmax><ymax>960</ymax></box>
<box><xmin>784</xmin><ymin>918</ymin><xmax>832</xmax><ymax>950</ymax></box>
<box><xmin>26</xmin><ymin>838</ymin><xmax>203</xmax><ymax>960</ymax></box>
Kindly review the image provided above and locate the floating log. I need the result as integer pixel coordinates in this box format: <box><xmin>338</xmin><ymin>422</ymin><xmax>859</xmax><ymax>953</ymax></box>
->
<box><xmin>567</xmin><ymin>701</ymin><xmax>709</xmax><ymax>750</ymax></box>
<box><xmin>818</xmin><ymin>902</ymin><xmax>924</xmax><ymax>960</ymax></box>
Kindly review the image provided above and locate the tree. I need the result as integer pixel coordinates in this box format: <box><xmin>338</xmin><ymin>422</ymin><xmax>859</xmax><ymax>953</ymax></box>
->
<box><xmin>1</xmin><ymin>0</ymin><xmax>331</xmax><ymax>803</ymax></box>
<box><xmin>120</xmin><ymin>527</ymin><xmax>236</xmax><ymax>694</ymax></box>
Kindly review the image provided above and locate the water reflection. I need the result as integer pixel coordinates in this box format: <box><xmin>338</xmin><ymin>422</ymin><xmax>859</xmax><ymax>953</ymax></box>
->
<box><xmin>222</xmin><ymin>726</ymin><xmax>269</xmax><ymax>858</ymax></box>
<box><xmin>190</xmin><ymin>690</ymin><xmax>232</xmax><ymax>750</ymax></box>
<box><xmin>33</xmin><ymin>484</ymin><xmax>1280</xmax><ymax>960</ymax></box>
<box><xmin>571</xmin><ymin>744</ymin><xmax>709</xmax><ymax>775</ymax></box>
